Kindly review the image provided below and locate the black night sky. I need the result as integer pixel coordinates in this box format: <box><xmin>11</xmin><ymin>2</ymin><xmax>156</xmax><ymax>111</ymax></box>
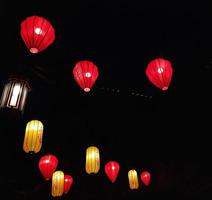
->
<box><xmin>1</xmin><ymin>1</ymin><xmax>212</xmax><ymax>199</ymax></box>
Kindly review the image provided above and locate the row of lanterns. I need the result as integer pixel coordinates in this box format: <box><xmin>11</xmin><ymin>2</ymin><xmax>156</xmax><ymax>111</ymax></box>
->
<box><xmin>21</xmin><ymin>120</ymin><xmax>150</xmax><ymax>196</ymax></box>
<box><xmin>38</xmin><ymin>151</ymin><xmax>150</xmax><ymax>197</ymax></box>
<box><xmin>21</xmin><ymin>16</ymin><xmax>173</xmax><ymax>91</ymax></box>
<box><xmin>0</xmin><ymin>57</ymin><xmax>173</xmax><ymax>113</ymax></box>
<box><xmin>1</xmin><ymin>15</ymin><xmax>173</xmax><ymax>112</ymax></box>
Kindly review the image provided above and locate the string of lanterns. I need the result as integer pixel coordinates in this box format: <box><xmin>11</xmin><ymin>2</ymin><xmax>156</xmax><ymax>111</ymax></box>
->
<box><xmin>22</xmin><ymin>118</ymin><xmax>151</xmax><ymax>197</ymax></box>
<box><xmin>0</xmin><ymin>15</ymin><xmax>172</xmax><ymax>197</ymax></box>
<box><xmin>37</xmin><ymin>148</ymin><xmax>151</xmax><ymax>197</ymax></box>
<box><xmin>0</xmin><ymin>15</ymin><xmax>173</xmax><ymax>113</ymax></box>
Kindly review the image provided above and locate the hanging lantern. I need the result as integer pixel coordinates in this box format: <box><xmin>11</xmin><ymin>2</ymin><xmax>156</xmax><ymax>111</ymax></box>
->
<box><xmin>0</xmin><ymin>77</ymin><xmax>30</xmax><ymax>112</ymax></box>
<box><xmin>51</xmin><ymin>170</ymin><xmax>64</xmax><ymax>197</ymax></box>
<box><xmin>23</xmin><ymin>120</ymin><xmax>44</xmax><ymax>153</ymax></box>
<box><xmin>145</xmin><ymin>58</ymin><xmax>173</xmax><ymax>91</ymax></box>
<box><xmin>73</xmin><ymin>60</ymin><xmax>99</xmax><ymax>92</ymax></box>
<box><xmin>140</xmin><ymin>171</ymin><xmax>151</xmax><ymax>186</ymax></box>
<box><xmin>128</xmin><ymin>169</ymin><xmax>139</xmax><ymax>190</ymax></box>
<box><xmin>20</xmin><ymin>15</ymin><xmax>55</xmax><ymax>54</ymax></box>
<box><xmin>85</xmin><ymin>146</ymin><xmax>100</xmax><ymax>174</ymax></box>
<box><xmin>104</xmin><ymin>161</ymin><xmax>120</xmax><ymax>183</ymax></box>
<box><xmin>38</xmin><ymin>154</ymin><xmax>58</xmax><ymax>181</ymax></box>
<box><xmin>64</xmin><ymin>175</ymin><xmax>73</xmax><ymax>194</ymax></box>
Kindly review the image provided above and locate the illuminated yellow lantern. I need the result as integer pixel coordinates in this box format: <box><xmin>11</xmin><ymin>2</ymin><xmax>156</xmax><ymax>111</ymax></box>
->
<box><xmin>128</xmin><ymin>169</ymin><xmax>139</xmax><ymax>190</ymax></box>
<box><xmin>85</xmin><ymin>146</ymin><xmax>100</xmax><ymax>174</ymax></box>
<box><xmin>23</xmin><ymin>120</ymin><xmax>43</xmax><ymax>153</ymax></box>
<box><xmin>51</xmin><ymin>170</ymin><xmax>64</xmax><ymax>197</ymax></box>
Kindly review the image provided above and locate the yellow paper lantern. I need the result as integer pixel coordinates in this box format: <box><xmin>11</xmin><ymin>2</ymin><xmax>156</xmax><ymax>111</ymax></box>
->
<box><xmin>85</xmin><ymin>146</ymin><xmax>100</xmax><ymax>174</ymax></box>
<box><xmin>51</xmin><ymin>170</ymin><xmax>64</xmax><ymax>197</ymax></box>
<box><xmin>23</xmin><ymin>120</ymin><xmax>43</xmax><ymax>153</ymax></box>
<box><xmin>128</xmin><ymin>169</ymin><xmax>139</xmax><ymax>190</ymax></box>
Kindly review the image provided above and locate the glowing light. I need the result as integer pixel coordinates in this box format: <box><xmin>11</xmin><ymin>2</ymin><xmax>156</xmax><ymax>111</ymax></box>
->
<box><xmin>85</xmin><ymin>72</ymin><xmax>91</xmax><ymax>78</ymax></box>
<box><xmin>158</xmin><ymin>67</ymin><xmax>164</xmax><ymax>74</ymax></box>
<box><xmin>34</xmin><ymin>27</ymin><xmax>42</xmax><ymax>35</ymax></box>
<box><xmin>9</xmin><ymin>84</ymin><xmax>21</xmax><ymax>106</ymax></box>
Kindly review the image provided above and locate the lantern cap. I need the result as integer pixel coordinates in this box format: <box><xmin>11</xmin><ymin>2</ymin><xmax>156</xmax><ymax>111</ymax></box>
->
<box><xmin>162</xmin><ymin>86</ymin><xmax>168</xmax><ymax>91</ymax></box>
<box><xmin>84</xmin><ymin>87</ymin><xmax>90</xmax><ymax>92</ymax></box>
<box><xmin>30</xmin><ymin>47</ymin><xmax>39</xmax><ymax>54</ymax></box>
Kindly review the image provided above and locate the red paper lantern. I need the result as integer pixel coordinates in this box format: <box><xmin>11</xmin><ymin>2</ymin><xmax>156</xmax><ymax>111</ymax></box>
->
<box><xmin>73</xmin><ymin>60</ymin><xmax>99</xmax><ymax>92</ymax></box>
<box><xmin>20</xmin><ymin>16</ymin><xmax>55</xmax><ymax>54</ymax></box>
<box><xmin>104</xmin><ymin>161</ymin><xmax>120</xmax><ymax>183</ymax></box>
<box><xmin>146</xmin><ymin>58</ymin><xmax>173</xmax><ymax>91</ymax></box>
<box><xmin>140</xmin><ymin>171</ymin><xmax>151</xmax><ymax>186</ymax></box>
<box><xmin>38</xmin><ymin>154</ymin><xmax>58</xmax><ymax>180</ymax></box>
<box><xmin>64</xmin><ymin>175</ymin><xmax>73</xmax><ymax>194</ymax></box>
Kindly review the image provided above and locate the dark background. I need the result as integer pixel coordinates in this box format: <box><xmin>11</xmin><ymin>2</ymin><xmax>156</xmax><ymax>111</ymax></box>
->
<box><xmin>1</xmin><ymin>1</ymin><xmax>212</xmax><ymax>199</ymax></box>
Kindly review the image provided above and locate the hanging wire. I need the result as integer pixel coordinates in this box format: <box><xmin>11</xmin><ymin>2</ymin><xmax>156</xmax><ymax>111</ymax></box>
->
<box><xmin>95</xmin><ymin>85</ymin><xmax>152</xmax><ymax>99</ymax></box>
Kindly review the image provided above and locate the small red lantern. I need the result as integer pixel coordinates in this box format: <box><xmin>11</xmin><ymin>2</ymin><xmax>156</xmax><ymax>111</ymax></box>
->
<box><xmin>38</xmin><ymin>154</ymin><xmax>58</xmax><ymax>180</ymax></box>
<box><xmin>146</xmin><ymin>58</ymin><xmax>173</xmax><ymax>91</ymax></box>
<box><xmin>73</xmin><ymin>60</ymin><xmax>99</xmax><ymax>92</ymax></box>
<box><xmin>20</xmin><ymin>16</ymin><xmax>55</xmax><ymax>53</ymax></box>
<box><xmin>140</xmin><ymin>171</ymin><xmax>151</xmax><ymax>186</ymax></box>
<box><xmin>64</xmin><ymin>175</ymin><xmax>73</xmax><ymax>194</ymax></box>
<box><xmin>104</xmin><ymin>161</ymin><xmax>120</xmax><ymax>183</ymax></box>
